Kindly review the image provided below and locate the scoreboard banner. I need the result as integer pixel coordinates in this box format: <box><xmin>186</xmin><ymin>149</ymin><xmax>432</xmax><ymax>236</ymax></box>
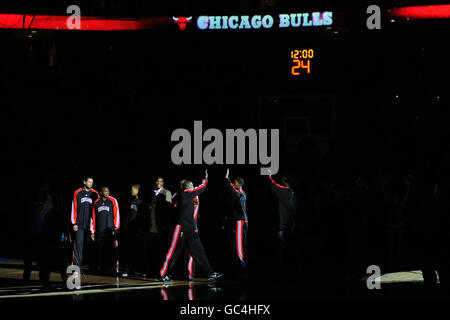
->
<box><xmin>0</xmin><ymin>5</ymin><xmax>449</xmax><ymax>32</ymax></box>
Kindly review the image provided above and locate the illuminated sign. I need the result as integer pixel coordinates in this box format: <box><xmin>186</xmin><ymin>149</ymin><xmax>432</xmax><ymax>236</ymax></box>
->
<box><xmin>290</xmin><ymin>49</ymin><xmax>314</xmax><ymax>76</ymax></box>
<box><xmin>388</xmin><ymin>4</ymin><xmax>450</xmax><ymax>19</ymax></box>
<box><xmin>0</xmin><ymin>11</ymin><xmax>332</xmax><ymax>32</ymax></box>
<box><xmin>197</xmin><ymin>12</ymin><xmax>333</xmax><ymax>30</ymax></box>
<box><xmin>172</xmin><ymin>16</ymin><xmax>192</xmax><ymax>30</ymax></box>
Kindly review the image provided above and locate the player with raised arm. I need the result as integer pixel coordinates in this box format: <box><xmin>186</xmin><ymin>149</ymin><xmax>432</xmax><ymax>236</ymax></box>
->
<box><xmin>267</xmin><ymin>169</ymin><xmax>297</xmax><ymax>267</ymax></box>
<box><xmin>173</xmin><ymin>180</ymin><xmax>201</xmax><ymax>280</ymax></box>
<box><xmin>159</xmin><ymin>170</ymin><xmax>223</xmax><ymax>281</ymax></box>
<box><xmin>225</xmin><ymin>168</ymin><xmax>248</xmax><ymax>275</ymax></box>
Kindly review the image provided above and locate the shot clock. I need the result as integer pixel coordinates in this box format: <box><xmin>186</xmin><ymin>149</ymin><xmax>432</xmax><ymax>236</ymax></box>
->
<box><xmin>290</xmin><ymin>49</ymin><xmax>314</xmax><ymax>76</ymax></box>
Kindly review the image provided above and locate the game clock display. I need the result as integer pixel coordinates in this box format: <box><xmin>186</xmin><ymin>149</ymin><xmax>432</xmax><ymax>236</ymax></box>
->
<box><xmin>290</xmin><ymin>49</ymin><xmax>314</xmax><ymax>76</ymax></box>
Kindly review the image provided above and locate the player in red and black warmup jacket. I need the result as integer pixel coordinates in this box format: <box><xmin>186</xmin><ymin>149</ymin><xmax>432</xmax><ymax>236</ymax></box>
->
<box><xmin>70</xmin><ymin>176</ymin><xmax>99</xmax><ymax>268</ymax></box>
<box><xmin>267</xmin><ymin>170</ymin><xmax>297</xmax><ymax>266</ymax></box>
<box><xmin>159</xmin><ymin>170</ymin><xmax>222</xmax><ymax>281</ymax></box>
<box><xmin>225</xmin><ymin>169</ymin><xmax>248</xmax><ymax>274</ymax></box>
<box><xmin>125</xmin><ymin>184</ymin><xmax>143</xmax><ymax>275</ymax></box>
<box><xmin>187</xmin><ymin>195</ymin><xmax>200</xmax><ymax>279</ymax></box>
<box><xmin>90</xmin><ymin>186</ymin><xmax>120</xmax><ymax>274</ymax></box>
<box><xmin>173</xmin><ymin>180</ymin><xmax>200</xmax><ymax>280</ymax></box>
<box><xmin>267</xmin><ymin>170</ymin><xmax>297</xmax><ymax>240</ymax></box>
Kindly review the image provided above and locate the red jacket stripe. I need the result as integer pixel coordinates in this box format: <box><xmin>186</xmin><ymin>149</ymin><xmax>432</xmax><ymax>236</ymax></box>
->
<box><xmin>160</xmin><ymin>225</ymin><xmax>182</xmax><ymax>277</ymax></box>
<box><xmin>71</xmin><ymin>188</ymin><xmax>82</xmax><ymax>225</ymax></box>
<box><xmin>269</xmin><ymin>175</ymin><xmax>290</xmax><ymax>189</ymax></box>
<box><xmin>229</xmin><ymin>181</ymin><xmax>244</xmax><ymax>194</ymax></box>
<box><xmin>90</xmin><ymin>198</ymin><xmax>100</xmax><ymax>233</ymax></box>
<box><xmin>109</xmin><ymin>196</ymin><xmax>120</xmax><ymax>230</ymax></box>
<box><xmin>193</xmin><ymin>196</ymin><xmax>199</xmax><ymax>221</ymax></box>
<box><xmin>184</xmin><ymin>179</ymin><xmax>207</xmax><ymax>193</ymax></box>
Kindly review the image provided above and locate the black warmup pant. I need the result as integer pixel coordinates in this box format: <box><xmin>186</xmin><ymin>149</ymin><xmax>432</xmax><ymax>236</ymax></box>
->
<box><xmin>72</xmin><ymin>228</ymin><xmax>86</xmax><ymax>266</ymax></box>
<box><xmin>126</xmin><ymin>232</ymin><xmax>143</xmax><ymax>274</ymax></box>
<box><xmin>160</xmin><ymin>225</ymin><xmax>213</xmax><ymax>278</ymax></box>
<box><xmin>185</xmin><ymin>246</ymin><xmax>195</xmax><ymax>279</ymax></box>
<box><xmin>277</xmin><ymin>228</ymin><xmax>292</xmax><ymax>257</ymax></box>
<box><xmin>148</xmin><ymin>232</ymin><xmax>163</xmax><ymax>275</ymax></box>
<box><xmin>96</xmin><ymin>230</ymin><xmax>115</xmax><ymax>273</ymax></box>
<box><xmin>124</xmin><ymin>221</ymin><xmax>144</xmax><ymax>274</ymax></box>
<box><xmin>182</xmin><ymin>230</ymin><xmax>198</xmax><ymax>279</ymax></box>
<box><xmin>148</xmin><ymin>228</ymin><xmax>172</xmax><ymax>275</ymax></box>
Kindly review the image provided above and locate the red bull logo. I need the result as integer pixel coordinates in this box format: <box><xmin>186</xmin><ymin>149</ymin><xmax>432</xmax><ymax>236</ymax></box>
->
<box><xmin>173</xmin><ymin>16</ymin><xmax>192</xmax><ymax>30</ymax></box>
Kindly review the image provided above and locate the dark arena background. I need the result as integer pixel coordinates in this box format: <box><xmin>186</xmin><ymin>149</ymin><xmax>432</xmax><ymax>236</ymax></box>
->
<box><xmin>0</xmin><ymin>0</ymin><xmax>449</xmax><ymax>312</ymax></box>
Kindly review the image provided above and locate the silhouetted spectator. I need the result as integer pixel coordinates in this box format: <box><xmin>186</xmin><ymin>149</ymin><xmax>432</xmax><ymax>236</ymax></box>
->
<box><xmin>147</xmin><ymin>177</ymin><xmax>172</xmax><ymax>276</ymax></box>
<box><xmin>382</xmin><ymin>173</ymin><xmax>411</xmax><ymax>272</ymax></box>
<box><xmin>23</xmin><ymin>179</ymin><xmax>64</xmax><ymax>287</ymax></box>
<box><xmin>124</xmin><ymin>184</ymin><xmax>145</xmax><ymax>275</ymax></box>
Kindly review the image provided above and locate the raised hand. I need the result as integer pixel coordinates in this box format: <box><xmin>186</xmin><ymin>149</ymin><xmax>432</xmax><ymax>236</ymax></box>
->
<box><xmin>225</xmin><ymin>168</ymin><xmax>229</xmax><ymax>179</ymax></box>
<box><xmin>205</xmin><ymin>169</ymin><xmax>208</xmax><ymax>179</ymax></box>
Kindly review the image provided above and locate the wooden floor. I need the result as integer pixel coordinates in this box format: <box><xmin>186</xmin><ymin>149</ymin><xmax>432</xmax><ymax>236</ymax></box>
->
<box><xmin>0</xmin><ymin>259</ymin><xmax>215</xmax><ymax>299</ymax></box>
<box><xmin>377</xmin><ymin>270</ymin><xmax>428</xmax><ymax>283</ymax></box>
<box><xmin>0</xmin><ymin>258</ymin><xmax>436</xmax><ymax>300</ymax></box>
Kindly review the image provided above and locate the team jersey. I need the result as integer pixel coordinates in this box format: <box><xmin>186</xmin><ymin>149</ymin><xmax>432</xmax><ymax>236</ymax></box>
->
<box><xmin>173</xmin><ymin>193</ymin><xmax>200</xmax><ymax>230</ymax></box>
<box><xmin>127</xmin><ymin>197</ymin><xmax>142</xmax><ymax>224</ymax></box>
<box><xmin>225</xmin><ymin>178</ymin><xmax>248</xmax><ymax>221</ymax></box>
<box><xmin>176</xmin><ymin>179</ymin><xmax>207</xmax><ymax>230</ymax></box>
<box><xmin>70</xmin><ymin>188</ymin><xmax>99</xmax><ymax>229</ymax></box>
<box><xmin>90</xmin><ymin>196</ymin><xmax>120</xmax><ymax>233</ymax></box>
<box><xmin>269</xmin><ymin>176</ymin><xmax>297</xmax><ymax>230</ymax></box>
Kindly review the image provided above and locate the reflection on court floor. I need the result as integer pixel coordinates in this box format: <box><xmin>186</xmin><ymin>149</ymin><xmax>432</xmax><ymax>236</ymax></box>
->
<box><xmin>0</xmin><ymin>259</ymin><xmax>222</xmax><ymax>299</ymax></box>
<box><xmin>0</xmin><ymin>259</ymin><xmax>443</xmax><ymax>300</ymax></box>
<box><xmin>376</xmin><ymin>270</ymin><xmax>433</xmax><ymax>284</ymax></box>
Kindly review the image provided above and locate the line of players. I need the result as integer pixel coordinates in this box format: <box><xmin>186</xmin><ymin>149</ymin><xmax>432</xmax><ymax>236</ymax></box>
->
<box><xmin>69</xmin><ymin>168</ymin><xmax>296</xmax><ymax>281</ymax></box>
